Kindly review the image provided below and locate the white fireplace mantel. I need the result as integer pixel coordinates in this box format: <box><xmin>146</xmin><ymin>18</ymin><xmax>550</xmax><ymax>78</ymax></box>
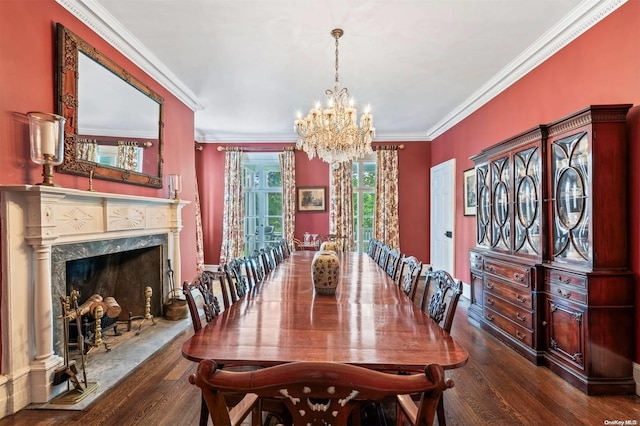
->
<box><xmin>0</xmin><ymin>185</ymin><xmax>188</xmax><ymax>417</ymax></box>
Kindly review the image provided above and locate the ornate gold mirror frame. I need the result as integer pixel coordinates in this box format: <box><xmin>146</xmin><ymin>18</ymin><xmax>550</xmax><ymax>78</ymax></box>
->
<box><xmin>56</xmin><ymin>23</ymin><xmax>164</xmax><ymax>188</ymax></box>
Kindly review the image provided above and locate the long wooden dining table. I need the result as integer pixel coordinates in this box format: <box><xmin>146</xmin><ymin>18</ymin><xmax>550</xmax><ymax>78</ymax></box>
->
<box><xmin>181</xmin><ymin>251</ymin><xmax>468</xmax><ymax>372</ymax></box>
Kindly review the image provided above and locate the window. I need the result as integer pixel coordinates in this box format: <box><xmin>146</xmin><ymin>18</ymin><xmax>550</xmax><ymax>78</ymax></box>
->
<box><xmin>352</xmin><ymin>157</ymin><xmax>376</xmax><ymax>253</ymax></box>
<box><xmin>243</xmin><ymin>153</ymin><xmax>282</xmax><ymax>255</ymax></box>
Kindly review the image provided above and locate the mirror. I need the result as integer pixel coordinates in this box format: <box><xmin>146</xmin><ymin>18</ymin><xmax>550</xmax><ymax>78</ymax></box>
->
<box><xmin>56</xmin><ymin>23</ymin><xmax>164</xmax><ymax>188</ymax></box>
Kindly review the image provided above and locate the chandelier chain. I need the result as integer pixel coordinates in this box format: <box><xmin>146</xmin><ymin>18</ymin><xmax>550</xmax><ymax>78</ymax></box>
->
<box><xmin>334</xmin><ymin>32</ymin><xmax>339</xmax><ymax>85</ymax></box>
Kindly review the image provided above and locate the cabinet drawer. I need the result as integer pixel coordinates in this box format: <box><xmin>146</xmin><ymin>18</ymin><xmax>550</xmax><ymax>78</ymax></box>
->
<box><xmin>469</xmin><ymin>251</ymin><xmax>484</xmax><ymax>271</ymax></box>
<box><xmin>545</xmin><ymin>281</ymin><xmax>587</xmax><ymax>304</ymax></box>
<box><xmin>484</xmin><ymin>259</ymin><xmax>530</xmax><ymax>288</ymax></box>
<box><xmin>484</xmin><ymin>294</ymin><xmax>533</xmax><ymax>330</ymax></box>
<box><xmin>485</xmin><ymin>277</ymin><xmax>533</xmax><ymax>309</ymax></box>
<box><xmin>545</xmin><ymin>269</ymin><xmax>586</xmax><ymax>289</ymax></box>
<box><xmin>484</xmin><ymin>307</ymin><xmax>533</xmax><ymax>347</ymax></box>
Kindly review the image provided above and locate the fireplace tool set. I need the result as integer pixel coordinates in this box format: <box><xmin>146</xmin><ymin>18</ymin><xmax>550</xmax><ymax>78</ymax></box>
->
<box><xmin>53</xmin><ymin>290</ymin><xmax>99</xmax><ymax>404</ymax></box>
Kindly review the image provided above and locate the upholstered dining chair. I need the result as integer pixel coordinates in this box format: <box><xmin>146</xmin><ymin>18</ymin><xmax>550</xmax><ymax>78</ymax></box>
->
<box><xmin>191</xmin><ymin>360</ymin><xmax>452</xmax><ymax>426</ymax></box>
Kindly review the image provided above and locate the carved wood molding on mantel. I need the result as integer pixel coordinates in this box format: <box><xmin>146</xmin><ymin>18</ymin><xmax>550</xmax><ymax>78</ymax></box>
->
<box><xmin>0</xmin><ymin>185</ymin><xmax>188</xmax><ymax>247</ymax></box>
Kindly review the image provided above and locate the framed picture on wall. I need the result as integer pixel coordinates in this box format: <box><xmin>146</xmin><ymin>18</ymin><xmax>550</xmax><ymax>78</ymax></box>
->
<box><xmin>297</xmin><ymin>186</ymin><xmax>326</xmax><ymax>212</ymax></box>
<box><xmin>463</xmin><ymin>168</ymin><xmax>477</xmax><ymax>216</ymax></box>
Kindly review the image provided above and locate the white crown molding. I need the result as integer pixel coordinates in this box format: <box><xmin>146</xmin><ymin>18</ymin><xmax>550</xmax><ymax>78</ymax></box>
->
<box><xmin>426</xmin><ymin>0</ymin><xmax>628</xmax><ymax>141</ymax></box>
<box><xmin>194</xmin><ymin>131</ymin><xmax>431</xmax><ymax>143</ymax></box>
<box><xmin>56</xmin><ymin>0</ymin><xmax>206</xmax><ymax>112</ymax></box>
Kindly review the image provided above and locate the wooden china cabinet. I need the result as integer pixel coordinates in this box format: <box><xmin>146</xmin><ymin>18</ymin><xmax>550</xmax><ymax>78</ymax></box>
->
<box><xmin>469</xmin><ymin>126</ymin><xmax>547</xmax><ymax>364</ymax></box>
<box><xmin>469</xmin><ymin>105</ymin><xmax>635</xmax><ymax>394</ymax></box>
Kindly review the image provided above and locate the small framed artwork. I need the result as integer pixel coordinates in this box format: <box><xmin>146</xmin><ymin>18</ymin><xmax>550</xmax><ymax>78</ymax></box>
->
<box><xmin>463</xmin><ymin>168</ymin><xmax>477</xmax><ymax>216</ymax></box>
<box><xmin>297</xmin><ymin>186</ymin><xmax>326</xmax><ymax>212</ymax></box>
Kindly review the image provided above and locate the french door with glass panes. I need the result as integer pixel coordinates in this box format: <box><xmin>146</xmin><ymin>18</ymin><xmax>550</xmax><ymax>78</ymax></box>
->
<box><xmin>243</xmin><ymin>153</ymin><xmax>283</xmax><ymax>255</ymax></box>
<box><xmin>352</xmin><ymin>158</ymin><xmax>376</xmax><ymax>253</ymax></box>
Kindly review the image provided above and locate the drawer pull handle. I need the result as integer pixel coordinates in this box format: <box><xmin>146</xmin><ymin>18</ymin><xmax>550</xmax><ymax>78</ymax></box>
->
<box><xmin>555</xmin><ymin>274</ymin><xmax>572</xmax><ymax>284</ymax></box>
<box><xmin>557</xmin><ymin>288</ymin><xmax>571</xmax><ymax>298</ymax></box>
<box><xmin>515</xmin><ymin>294</ymin><xmax>526</xmax><ymax>303</ymax></box>
<box><xmin>515</xmin><ymin>330</ymin><xmax>525</xmax><ymax>341</ymax></box>
<box><xmin>515</xmin><ymin>312</ymin><xmax>526</xmax><ymax>322</ymax></box>
<box><xmin>486</xmin><ymin>314</ymin><xmax>494</xmax><ymax>322</ymax></box>
<box><xmin>486</xmin><ymin>283</ymin><xmax>494</xmax><ymax>290</ymax></box>
<box><xmin>542</xmin><ymin>320</ymin><xmax>548</xmax><ymax>326</ymax></box>
<box><xmin>486</xmin><ymin>265</ymin><xmax>495</xmax><ymax>273</ymax></box>
<box><xmin>486</xmin><ymin>298</ymin><xmax>494</xmax><ymax>306</ymax></box>
<box><xmin>513</xmin><ymin>273</ymin><xmax>525</xmax><ymax>282</ymax></box>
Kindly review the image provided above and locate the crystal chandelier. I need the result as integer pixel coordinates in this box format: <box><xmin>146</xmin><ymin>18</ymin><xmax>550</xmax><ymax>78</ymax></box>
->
<box><xmin>294</xmin><ymin>29</ymin><xmax>375</xmax><ymax>164</ymax></box>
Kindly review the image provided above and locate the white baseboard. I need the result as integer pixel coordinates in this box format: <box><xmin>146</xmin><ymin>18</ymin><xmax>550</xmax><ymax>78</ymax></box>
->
<box><xmin>634</xmin><ymin>362</ymin><xmax>640</xmax><ymax>396</ymax></box>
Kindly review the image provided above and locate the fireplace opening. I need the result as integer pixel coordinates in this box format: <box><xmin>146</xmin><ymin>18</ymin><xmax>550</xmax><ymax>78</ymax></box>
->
<box><xmin>65</xmin><ymin>246</ymin><xmax>164</xmax><ymax>322</ymax></box>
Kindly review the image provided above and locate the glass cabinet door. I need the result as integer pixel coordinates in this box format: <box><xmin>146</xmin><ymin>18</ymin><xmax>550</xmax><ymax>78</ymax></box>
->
<box><xmin>490</xmin><ymin>156</ymin><xmax>511</xmax><ymax>251</ymax></box>
<box><xmin>476</xmin><ymin>164</ymin><xmax>491</xmax><ymax>247</ymax></box>
<box><xmin>551</xmin><ymin>132</ymin><xmax>590</xmax><ymax>263</ymax></box>
<box><xmin>513</xmin><ymin>146</ymin><xmax>541</xmax><ymax>256</ymax></box>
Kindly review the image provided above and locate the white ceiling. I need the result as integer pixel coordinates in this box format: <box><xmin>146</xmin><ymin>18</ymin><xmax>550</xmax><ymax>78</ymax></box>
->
<box><xmin>59</xmin><ymin>0</ymin><xmax>625</xmax><ymax>143</ymax></box>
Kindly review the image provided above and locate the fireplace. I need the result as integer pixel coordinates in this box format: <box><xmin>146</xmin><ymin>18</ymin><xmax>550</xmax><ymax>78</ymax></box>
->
<box><xmin>0</xmin><ymin>185</ymin><xmax>188</xmax><ymax>417</ymax></box>
<box><xmin>51</xmin><ymin>235</ymin><xmax>168</xmax><ymax>354</ymax></box>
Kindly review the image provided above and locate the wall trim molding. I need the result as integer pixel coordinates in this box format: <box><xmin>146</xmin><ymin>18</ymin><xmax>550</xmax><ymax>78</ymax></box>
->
<box><xmin>56</xmin><ymin>0</ymin><xmax>205</xmax><ymax>112</ymax></box>
<box><xmin>426</xmin><ymin>0</ymin><xmax>628</xmax><ymax>140</ymax></box>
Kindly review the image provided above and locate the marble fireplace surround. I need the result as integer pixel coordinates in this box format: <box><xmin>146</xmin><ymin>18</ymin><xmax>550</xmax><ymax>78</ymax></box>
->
<box><xmin>0</xmin><ymin>185</ymin><xmax>187</xmax><ymax>417</ymax></box>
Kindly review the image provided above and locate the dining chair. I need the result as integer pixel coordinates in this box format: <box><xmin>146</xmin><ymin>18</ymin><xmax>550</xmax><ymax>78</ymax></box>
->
<box><xmin>260</xmin><ymin>248</ymin><xmax>276</xmax><ymax>273</ymax></box>
<box><xmin>377</xmin><ymin>244</ymin><xmax>391</xmax><ymax>270</ymax></box>
<box><xmin>386</xmin><ymin>248</ymin><xmax>402</xmax><ymax>281</ymax></box>
<box><xmin>182</xmin><ymin>275</ymin><xmax>223</xmax><ymax>426</ymax></box>
<box><xmin>218</xmin><ymin>265</ymin><xmax>240</xmax><ymax>308</ymax></box>
<box><xmin>243</xmin><ymin>256</ymin><xmax>260</xmax><ymax>290</ymax></box>
<box><xmin>415</xmin><ymin>269</ymin><xmax>463</xmax><ymax>426</ymax></box>
<box><xmin>191</xmin><ymin>360</ymin><xmax>452</xmax><ymax>426</ymax></box>
<box><xmin>399</xmin><ymin>256</ymin><xmax>423</xmax><ymax>301</ymax></box>
<box><xmin>367</xmin><ymin>238</ymin><xmax>377</xmax><ymax>257</ymax></box>
<box><xmin>280</xmin><ymin>238</ymin><xmax>291</xmax><ymax>258</ymax></box>
<box><xmin>226</xmin><ymin>258</ymin><xmax>248</xmax><ymax>298</ymax></box>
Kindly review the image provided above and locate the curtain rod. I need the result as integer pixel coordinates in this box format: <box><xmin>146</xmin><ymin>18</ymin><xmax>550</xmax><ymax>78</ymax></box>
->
<box><xmin>216</xmin><ymin>145</ymin><xmax>295</xmax><ymax>152</ymax></box>
<box><xmin>373</xmin><ymin>144</ymin><xmax>404</xmax><ymax>150</ymax></box>
<box><xmin>214</xmin><ymin>144</ymin><xmax>405</xmax><ymax>152</ymax></box>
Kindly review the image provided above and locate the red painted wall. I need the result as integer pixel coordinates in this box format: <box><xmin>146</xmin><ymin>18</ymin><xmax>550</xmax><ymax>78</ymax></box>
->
<box><xmin>196</xmin><ymin>142</ymin><xmax>432</xmax><ymax>265</ymax></box>
<box><xmin>431</xmin><ymin>1</ymin><xmax>640</xmax><ymax>362</ymax></box>
<box><xmin>0</xmin><ymin>1</ymin><xmax>198</xmax><ymax>281</ymax></box>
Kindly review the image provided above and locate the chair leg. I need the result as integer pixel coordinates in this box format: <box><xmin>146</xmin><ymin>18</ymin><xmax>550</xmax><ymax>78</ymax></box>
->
<box><xmin>199</xmin><ymin>396</ymin><xmax>209</xmax><ymax>426</ymax></box>
<box><xmin>436</xmin><ymin>394</ymin><xmax>446</xmax><ymax>426</ymax></box>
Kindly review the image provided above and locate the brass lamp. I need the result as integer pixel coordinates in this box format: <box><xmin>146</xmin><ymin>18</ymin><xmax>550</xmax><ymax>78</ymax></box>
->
<box><xmin>27</xmin><ymin>111</ymin><xmax>66</xmax><ymax>186</ymax></box>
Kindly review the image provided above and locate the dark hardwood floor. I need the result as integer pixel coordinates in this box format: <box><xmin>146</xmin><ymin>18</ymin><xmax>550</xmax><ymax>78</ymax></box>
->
<box><xmin>1</xmin><ymin>296</ymin><xmax>638</xmax><ymax>425</ymax></box>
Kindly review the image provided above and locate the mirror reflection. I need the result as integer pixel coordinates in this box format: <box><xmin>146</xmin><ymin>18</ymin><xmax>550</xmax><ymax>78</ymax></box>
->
<box><xmin>56</xmin><ymin>24</ymin><xmax>164</xmax><ymax>188</ymax></box>
<box><xmin>77</xmin><ymin>52</ymin><xmax>159</xmax><ymax>174</ymax></box>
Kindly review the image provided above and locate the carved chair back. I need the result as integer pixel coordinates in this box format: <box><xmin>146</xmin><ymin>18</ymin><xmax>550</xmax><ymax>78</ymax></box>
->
<box><xmin>420</xmin><ymin>270</ymin><xmax>463</xmax><ymax>333</ymax></box>
<box><xmin>191</xmin><ymin>360</ymin><xmax>451</xmax><ymax>426</ymax></box>
<box><xmin>399</xmin><ymin>256</ymin><xmax>423</xmax><ymax>301</ymax></box>
<box><xmin>386</xmin><ymin>248</ymin><xmax>402</xmax><ymax>281</ymax></box>
<box><xmin>182</xmin><ymin>271</ymin><xmax>221</xmax><ymax>333</ymax></box>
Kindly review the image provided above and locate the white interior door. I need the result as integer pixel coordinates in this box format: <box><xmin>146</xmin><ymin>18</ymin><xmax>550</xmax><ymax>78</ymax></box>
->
<box><xmin>430</xmin><ymin>159</ymin><xmax>456</xmax><ymax>274</ymax></box>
